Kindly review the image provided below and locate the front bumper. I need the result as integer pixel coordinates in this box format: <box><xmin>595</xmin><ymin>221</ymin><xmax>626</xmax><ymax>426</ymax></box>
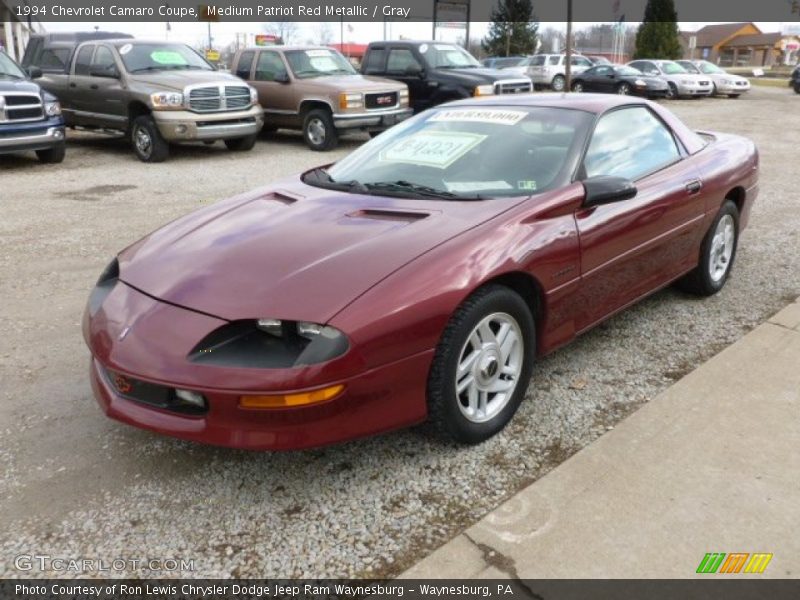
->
<box><xmin>676</xmin><ymin>82</ymin><xmax>713</xmax><ymax>96</ymax></box>
<box><xmin>153</xmin><ymin>105</ymin><xmax>264</xmax><ymax>141</ymax></box>
<box><xmin>714</xmin><ymin>81</ymin><xmax>750</xmax><ymax>94</ymax></box>
<box><xmin>84</xmin><ymin>280</ymin><xmax>431</xmax><ymax>450</ymax></box>
<box><xmin>332</xmin><ymin>107</ymin><xmax>413</xmax><ymax>130</ymax></box>
<box><xmin>0</xmin><ymin>117</ymin><xmax>65</xmax><ymax>153</ymax></box>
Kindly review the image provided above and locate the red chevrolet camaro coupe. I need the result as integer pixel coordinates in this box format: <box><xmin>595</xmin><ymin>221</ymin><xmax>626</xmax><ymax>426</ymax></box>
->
<box><xmin>83</xmin><ymin>94</ymin><xmax>758</xmax><ymax>450</ymax></box>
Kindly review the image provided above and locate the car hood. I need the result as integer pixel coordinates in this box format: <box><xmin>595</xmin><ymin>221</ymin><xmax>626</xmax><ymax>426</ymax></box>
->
<box><xmin>118</xmin><ymin>178</ymin><xmax>526</xmax><ymax>323</ymax></box>
<box><xmin>126</xmin><ymin>69</ymin><xmax>244</xmax><ymax>91</ymax></box>
<box><xmin>300</xmin><ymin>74</ymin><xmax>406</xmax><ymax>92</ymax></box>
<box><xmin>434</xmin><ymin>66</ymin><xmax>520</xmax><ymax>84</ymax></box>
<box><xmin>0</xmin><ymin>78</ymin><xmax>41</xmax><ymax>94</ymax></box>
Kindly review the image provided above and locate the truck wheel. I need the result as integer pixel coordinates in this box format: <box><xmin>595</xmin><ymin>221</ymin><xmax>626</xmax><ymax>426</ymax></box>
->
<box><xmin>36</xmin><ymin>142</ymin><xmax>65</xmax><ymax>164</ymax></box>
<box><xmin>551</xmin><ymin>75</ymin><xmax>565</xmax><ymax>92</ymax></box>
<box><xmin>131</xmin><ymin>115</ymin><xmax>169</xmax><ymax>163</ymax></box>
<box><xmin>303</xmin><ymin>108</ymin><xmax>338</xmax><ymax>151</ymax></box>
<box><xmin>224</xmin><ymin>133</ymin><xmax>257</xmax><ymax>152</ymax></box>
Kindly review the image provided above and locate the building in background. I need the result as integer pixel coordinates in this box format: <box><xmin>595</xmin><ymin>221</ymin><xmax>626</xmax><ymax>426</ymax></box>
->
<box><xmin>1</xmin><ymin>0</ymin><xmax>43</xmax><ymax>61</ymax></box>
<box><xmin>680</xmin><ymin>22</ymin><xmax>800</xmax><ymax>67</ymax></box>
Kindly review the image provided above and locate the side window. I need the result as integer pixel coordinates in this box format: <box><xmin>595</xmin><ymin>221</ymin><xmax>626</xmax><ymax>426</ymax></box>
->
<box><xmin>254</xmin><ymin>51</ymin><xmax>287</xmax><ymax>82</ymax></box>
<box><xmin>39</xmin><ymin>48</ymin><xmax>71</xmax><ymax>72</ymax></box>
<box><xmin>572</xmin><ymin>56</ymin><xmax>591</xmax><ymax>67</ymax></box>
<box><xmin>91</xmin><ymin>46</ymin><xmax>116</xmax><ymax>73</ymax></box>
<box><xmin>386</xmin><ymin>49</ymin><xmax>421</xmax><ymax>75</ymax></box>
<box><xmin>643</xmin><ymin>62</ymin><xmax>658</xmax><ymax>75</ymax></box>
<box><xmin>74</xmin><ymin>45</ymin><xmax>95</xmax><ymax>76</ymax></box>
<box><xmin>236</xmin><ymin>51</ymin><xmax>254</xmax><ymax>80</ymax></box>
<box><xmin>595</xmin><ymin>66</ymin><xmax>611</xmax><ymax>76</ymax></box>
<box><xmin>584</xmin><ymin>107</ymin><xmax>681</xmax><ymax>181</ymax></box>
<box><xmin>363</xmin><ymin>48</ymin><xmax>386</xmax><ymax>74</ymax></box>
<box><xmin>548</xmin><ymin>56</ymin><xmax>561</xmax><ymax>66</ymax></box>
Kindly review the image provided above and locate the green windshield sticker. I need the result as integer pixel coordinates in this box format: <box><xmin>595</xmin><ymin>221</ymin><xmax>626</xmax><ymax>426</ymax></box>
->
<box><xmin>379</xmin><ymin>131</ymin><xmax>486</xmax><ymax>169</ymax></box>
<box><xmin>150</xmin><ymin>51</ymin><xmax>188</xmax><ymax>65</ymax></box>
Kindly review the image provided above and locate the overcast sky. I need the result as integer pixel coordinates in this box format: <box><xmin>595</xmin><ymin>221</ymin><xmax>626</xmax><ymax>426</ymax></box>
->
<box><xmin>41</xmin><ymin>21</ymin><xmax>785</xmax><ymax>50</ymax></box>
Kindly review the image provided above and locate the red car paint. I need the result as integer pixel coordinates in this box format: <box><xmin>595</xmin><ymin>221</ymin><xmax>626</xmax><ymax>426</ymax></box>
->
<box><xmin>84</xmin><ymin>95</ymin><xmax>759</xmax><ymax>450</ymax></box>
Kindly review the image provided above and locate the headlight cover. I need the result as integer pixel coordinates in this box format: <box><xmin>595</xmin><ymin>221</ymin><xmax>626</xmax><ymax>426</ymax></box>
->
<box><xmin>44</xmin><ymin>101</ymin><xmax>61</xmax><ymax>116</ymax></box>
<box><xmin>473</xmin><ymin>84</ymin><xmax>495</xmax><ymax>97</ymax></box>
<box><xmin>249</xmin><ymin>86</ymin><xmax>259</xmax><ymax>104</ymax></box>
<box><xmin>189</xmin><ymin>319</ymin><xmax>349</xmax><ymax>368</ymax></box>
<box><xmin>339</xmin><ymin>92</ymin><xmax>363</xmax><ymax>109</ymax></box>
<box><xmin>87</xmin><ymin>257</ymin><xmax>119</xmax><ymax>315</ymax></box>
<box><xmin>150</xmin><ymin>91</ymin><xmax>184</xmax><ymax>110</ymax></box>
<box><xmin>634</xmin><ymin>79</ymin><xmax>646</xmax><ymax>86</ymax></box>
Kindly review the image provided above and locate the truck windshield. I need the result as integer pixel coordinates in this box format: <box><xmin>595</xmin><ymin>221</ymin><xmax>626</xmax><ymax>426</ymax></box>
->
<box><xmin>0</xmin><ymin>52</ymin><xmax>26</xmax><ymax>79</ymax></box>
<box><xmin>284</xmin><ymin>49</ymin><xmax>356</xmax><ymax>78</ymax></box>
<box><xmin>421</xmin><ymin>44</ymin><xmax>481</xmax><ymax>69</ymax></box>
<box><xmin>307</xmin><ymin>105</ymin><xmax>593</xmax><ymax>200</ymax></box>
<box><xmin>116</xmin><ymin>43</ymin><xmax>213</xmax><ymax>73</ymax></box>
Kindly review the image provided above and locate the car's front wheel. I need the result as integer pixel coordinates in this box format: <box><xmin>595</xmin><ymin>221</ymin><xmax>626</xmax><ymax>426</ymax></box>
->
<box><xmin>571</xmin><ymin>81</ymin><xmax>584</xmax><ymax>93</ymax></box>
<box><xmin>666</xmin><ymin>82</ymin><xmax>679</xmax><ymax>99</ymax></box>
<box><xmin>617</xmin><ymin>82</ymin><xmax>631</xmax><ymax>95</ymax></box>
<box><xmin>427</xmin><ymin>285</ymin><xmax>535</xmax><ymax>444</ymax></box>
<box><xmin>36</xmin><ymin>142</ymin><xmax>65</xmax><ymax>164</ymax></box>
<box><xmin>551</xmin><ymin>75</ymin><xmax>566</xmax><ymax>92</ymax></box>
<box><xmin>224</xmin><ymin>133</ymin><xmax>257</xmax><ymax>151</ymax></box>
<box><xmin>303</xmin><ymin>108</ymin><xmax>338</xmax><ymax>151</ymax></box>
<box><xmin>131</xmin><ymin>115</ymin><xmax>169</xmax><ymax>163</ymax></box>
<box><xmin>676</xmin><ymin>200</ymin><xmax>739</xmax><ymax>296</ymax></box>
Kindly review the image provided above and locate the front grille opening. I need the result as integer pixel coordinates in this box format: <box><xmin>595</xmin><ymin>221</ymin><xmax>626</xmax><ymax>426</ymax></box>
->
<box><xmin>105</xmin><ymin>368</ymin><xmax>208</xmax><ymax>416</ymax></box>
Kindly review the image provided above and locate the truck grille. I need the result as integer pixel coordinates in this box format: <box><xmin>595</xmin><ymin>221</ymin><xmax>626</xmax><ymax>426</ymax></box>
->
<box><xmin>187</xmin><ymin>85</ymin><xmax>251</xmax><ymax>112</ymax></box>
<box><xmin>0</xmin><ymin>93</ymin><xmax>44</xmax><ymax>123</ymax></box>
<box><xmin>494</xmin><ymin>79</ymin><xmax>532</xmax><ymax>94</ymax></box>
<box><xmin>365</xmin><ymin>91</ymin><xmax>398</xmax><ymax>109</ymax></box>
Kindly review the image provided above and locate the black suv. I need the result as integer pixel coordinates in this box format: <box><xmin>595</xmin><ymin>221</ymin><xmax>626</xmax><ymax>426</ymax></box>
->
<box><xmin>361</xmin><ymin>41</ymin><xmax>532</xmax><ymax>113</ymax></box>
<box><xmin>791</xmin><ymin>65</ymin><xmax>800</xmax><ymax>94</ymax></box>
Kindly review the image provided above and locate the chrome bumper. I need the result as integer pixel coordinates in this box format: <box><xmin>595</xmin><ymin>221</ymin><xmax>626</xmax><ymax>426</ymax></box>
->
<box><xmin>333</xmin><ymin>107</ymin><xmax>413</xmax><ymax>130</ymax></box>
<box><xmin>0</xmin><ymin>126</ymin><xmax>64</xmax><ymax>150</ymax></box>
<box><xmin>154</xmin><ymin>105</ymin><xmax>264</xmax><ymax>141</ymax></box>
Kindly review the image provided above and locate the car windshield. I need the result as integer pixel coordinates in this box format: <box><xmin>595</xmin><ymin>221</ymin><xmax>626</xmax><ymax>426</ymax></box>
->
<box><xmin>678</xmin><ymin>62</ymin><xmax>701</xmax><ymax>74</ymax></box>
<box><xmin>699</xmin><ymin>62</ymin><xmax>725</xmax><ymax>74</ymax></box>
<box><xmin>616</xmin><ymin>66</ymin><xmax>643</xmax><ymax>76</ymax></box>
<box><xmin>284</xmin><ymin>49</ymin><xmax>356</xmax><ymax>78</ymax></box>
<box><xmin>421</xmin><ymin>43</ymin><xmax>481</xmax><ymax>68</ymax></box>
<box><xmin>309</xmin><ymin>106</ymin><xmax>593</xmax><ymax>200</ymax></box>
<box><xmin>660</xmin><ymin>62</ymin><xmax>687</xmax><ymax>74</ymax></box>
<box><xmin>0</xmin><ymin>52</ymin><xmax>26</xmax><ymax>79</ymax></box>
<box><xmin>117</xmin><ymin>43</ymin><xmax>213</xmax><ymax>73</ymax></box>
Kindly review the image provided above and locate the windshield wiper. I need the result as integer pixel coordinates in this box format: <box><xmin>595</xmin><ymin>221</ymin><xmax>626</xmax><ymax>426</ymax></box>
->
<box><xmin>364</xmin><ymin>180</ymin><xmax>478</xmax><ymax>200</ymax></box>
<box><xmin>303</xmin><ymin>168</ymin><xmax>368</xmax><ymax>193</ymax></box>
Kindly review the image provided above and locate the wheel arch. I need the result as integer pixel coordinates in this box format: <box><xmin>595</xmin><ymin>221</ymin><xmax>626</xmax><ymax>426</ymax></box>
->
<box><xmin>724</xmin><ymin>185</ymin><xmax>746</xmax><ymax>215</ymax></box>
<box><xmin>127</xmin><ymin>100</ymin><xmax>151</xmax><ymax>123</ymax></box>
<box><xmin>472</xmin><ymin>271</ymin><xmax>545</xmax><ymax>327</ymax></box>
<box><xmin>300</xmin><ymin>99</ymin><xmax>334</xmax><ymax>116</ymax></box>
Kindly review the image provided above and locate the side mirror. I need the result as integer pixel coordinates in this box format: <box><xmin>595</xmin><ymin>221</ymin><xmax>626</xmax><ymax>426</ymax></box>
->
<box><xmin>27</xmin><ymin>66</ymin><xmax>43</xmax><ymax>79</ymax></box>
<box><xmin>89</xmin><ymin>65</ymin><xmax>120</xmax><ymax>79</ymax></box>
<box><xmin>274</xmin><ymin>71</ymin><xmax>290</xmax><ymax>84</ymax></box>
<box><xmin>583</xmin><ymin>176</ymin><xmax>637</xmax><ymax>207</ymax></box>
<box><xmin>405</xmin><ymin>64</ymin><xmax>423</xmax><ymax>77</ymax></box>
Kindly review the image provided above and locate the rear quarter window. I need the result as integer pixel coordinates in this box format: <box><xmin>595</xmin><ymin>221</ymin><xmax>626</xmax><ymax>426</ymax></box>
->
<box><xmin>363</xmin><ymin>48</ymin><xmax>385</xmax><ymax>74</ymax></box>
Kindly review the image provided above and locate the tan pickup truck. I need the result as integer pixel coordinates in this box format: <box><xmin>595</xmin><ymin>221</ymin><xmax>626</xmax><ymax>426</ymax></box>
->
<box><xmin>231</xmin><ymin>46</ymin><xmax>412</xmax><ymax>151</ymax></box>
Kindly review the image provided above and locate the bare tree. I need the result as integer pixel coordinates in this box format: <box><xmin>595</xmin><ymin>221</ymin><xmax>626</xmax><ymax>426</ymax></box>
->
<box><xmin>538</xmin><ymin>26</ymin><xmax>565</xmax><ymax>53</ymax></box>
<box><xmin>313</xmin><ymin>22</ymin><xmax>334</xmax><ymax>45</ymax></box>
<box><xmin>263</xmin><ymin>20</ymin><xmax>299</xmax><ymax>45</ymax></box>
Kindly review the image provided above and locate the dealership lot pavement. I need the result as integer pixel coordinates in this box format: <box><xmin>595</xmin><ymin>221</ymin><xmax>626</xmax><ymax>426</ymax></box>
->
<box><xmin>402</xmin><ymin>298</ymin><xmax>800</xmax><ymax>579</ymax></box>
<box><xmin>2</xmin><ymin>88</ymin><xmax>799</xmax><ymax>578</ymax></box>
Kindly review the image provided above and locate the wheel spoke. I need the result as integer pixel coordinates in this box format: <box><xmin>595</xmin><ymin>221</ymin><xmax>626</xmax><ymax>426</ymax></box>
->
<box><xmin>457</xmin><ymin>350</ymin><xmax>479</xmax><ymax>379</ymax></box>
<box><xmin>467</xmin><ymin>384</ymin><xmax>479</xmax><ymax>414</ymax></box>
<box><xmin>499</xmin><ymin>329</ymin><xmax>518</xmax><ymax>361</ymax></box>
<box><xmin>478</xmin><ymin>322</ymin><xmax>496</xmax><ymax>345</ymax></box>
<box><xmin>489</xmin><ymin>378</ymin><xmax>515</xmax><ymax>393</ymax></box>
<box><xmin>457</xmin><ymin>373</ymin><xmax>475</xmax><ymax>394</ymax></box>
<box><xmin>477</xmin><ymin>390</ymin><xmax>488</xmax><ymax>415</ymax></box>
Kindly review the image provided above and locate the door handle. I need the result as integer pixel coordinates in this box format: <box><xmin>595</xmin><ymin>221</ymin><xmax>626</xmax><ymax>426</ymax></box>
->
<box><xmin>90</xmin><ymin>84</ymin><xmax>99</xmax><ymax>90</ymax></box>
<box><xmin>685</xmin><ymin>179</ymin><xmax>702</xmax><ymax>194</ymax></box>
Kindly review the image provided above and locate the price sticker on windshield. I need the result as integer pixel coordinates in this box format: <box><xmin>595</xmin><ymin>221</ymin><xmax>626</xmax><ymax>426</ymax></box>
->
<box><xmin>429</xmin><ymin>109</ymin><xmax>527</xmax><ymax>126</ymax></box>
<box><xmin>150</xmin><ymin>51</ymin><xmax>188</xmax><ymax>65</ymax></box>
<box><xmin>380</xmin><ymin>131</ymin><xmax>486</xmax><ymax>169</ymax></box>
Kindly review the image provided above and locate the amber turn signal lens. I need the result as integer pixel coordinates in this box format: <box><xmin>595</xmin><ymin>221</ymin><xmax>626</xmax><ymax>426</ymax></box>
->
<box><xmin>239</xmin><ymin>384</ymin><xmax>345</xmax><ymax>409</ymax></box>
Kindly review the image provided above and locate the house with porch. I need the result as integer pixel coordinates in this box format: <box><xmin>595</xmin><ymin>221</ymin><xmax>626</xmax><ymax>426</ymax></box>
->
<box><xmin>680</xmin><ymin>22</ymin><xmax>799</xmax><ymax>67</ymax></box>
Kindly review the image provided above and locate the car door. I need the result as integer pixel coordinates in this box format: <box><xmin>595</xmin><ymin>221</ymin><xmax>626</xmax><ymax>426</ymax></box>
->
<box><xmin>589</xmin><ymin>66</ymin><xmax>613</xmax><ymax>92</ymax></box>
<box><xmin>574</xmin><ymin>105</ymin><xmax>706</xmax><ymax>330</ymax></box>
<box><xmin>65</xmin><ymin>44</ymin><xmax>95</xmax><ymax>124</ymax></box>
<box><xmin>252</xmin><ymin>49</ymin><xmax>296</xmax><ymax>125</ymax></box>
<box><xmin>83</xmin><ymin>44</ymin><xmax>128</xmax><ymax>129</ymax></box>
<box><xmin>385</xmin><ymin>47</ymin><xmax>428</xmax><ymax>111</ymax></box>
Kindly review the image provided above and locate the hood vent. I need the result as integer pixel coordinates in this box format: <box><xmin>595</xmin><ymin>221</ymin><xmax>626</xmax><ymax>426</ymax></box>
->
<box><xmin>348</xmin><ymin>209</ymin><xmax>429</xmax><ymax>223</ymax></box>
<box><xmin>262</xmin><ymin>190</ymin><xmax>299</xmax><ymax>205</ymax></box>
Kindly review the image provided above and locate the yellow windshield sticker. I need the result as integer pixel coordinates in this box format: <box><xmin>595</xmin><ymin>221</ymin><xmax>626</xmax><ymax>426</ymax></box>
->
<box><xmin>429</xmin><ymin>109</ymin><xmax>527</xmax><ymax>126</ymax></box>
<box><xmin>379</xmin><ymin>131</ymin><xmax>486</xmax><ymax>169</ymax></box>
<box><xmin>150</xmin><ymin>51</ymin><xmax>188</xmax><ymax>65</ymax></box>
<box><xmin>517</xmin><ymin>180</ymin><xmax>538</xmax><ymax>191</ymax></box>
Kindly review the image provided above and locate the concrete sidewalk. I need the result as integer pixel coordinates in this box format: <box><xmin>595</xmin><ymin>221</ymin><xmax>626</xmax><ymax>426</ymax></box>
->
<box><xmin>402</xmin><ymin>298</ymin><xmax>800</xmax><ymax>579</ymax></box>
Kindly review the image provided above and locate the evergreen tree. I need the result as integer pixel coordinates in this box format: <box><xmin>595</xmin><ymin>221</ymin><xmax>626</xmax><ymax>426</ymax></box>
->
<box><xmin>633</xmin><ymin>0</ymin><xmax>683</xmax><ymax>59</ymax></box>
<box><xmin>482</xmin><ymin>0</ymin><xmax>539</xmax><ymax>57</ymax></box>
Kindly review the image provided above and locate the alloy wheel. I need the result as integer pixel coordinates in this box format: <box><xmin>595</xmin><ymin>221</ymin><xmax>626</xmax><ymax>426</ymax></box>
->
<box><xmin>708</xmin><ymin>214</ymin><xmax>735</xmax><ymax>283</ymax></box>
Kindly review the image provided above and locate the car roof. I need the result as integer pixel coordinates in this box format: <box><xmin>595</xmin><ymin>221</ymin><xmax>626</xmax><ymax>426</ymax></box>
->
<box><xmin>240</xmin><ymin>45</ymin><xmax>339</xmax><ymax>52</ymax></box>
<box><xmin>444</xmin><ymin>92</ymin><xmax>657</xmax><ymax>114</ymax></box>
<box><xmin>31</xmin><ymin>31</ymin><xmax>133</xmax><ymax>43</ymax></box>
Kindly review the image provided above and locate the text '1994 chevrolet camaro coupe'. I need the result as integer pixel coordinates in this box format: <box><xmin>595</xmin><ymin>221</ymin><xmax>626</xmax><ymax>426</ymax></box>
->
<box><xmin>84</xmin><ymin>94</ymin><xmax>758</xmax><ymax>450</ymax></box>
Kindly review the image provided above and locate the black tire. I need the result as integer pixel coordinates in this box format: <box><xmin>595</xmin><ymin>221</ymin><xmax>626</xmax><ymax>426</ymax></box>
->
<box><xmin>130</xmin><ymin>115</ymin><xmax>169</xmax><ymax>163</ymax></box>
<box><xmin>728</xmin><ymin>94</ymin><xmax>740</xmax><ymax>99</ymax></box>
<box><xmin>224</xmin><ymin>133</ymin><xmax>257</xmax><ymax>151</ymax></box>
<box><xmin>712</xmin><ymin>83</ymin><xmax>718</xmax><ymax>96</ymax></box>
<box><xmin>571</xmin><ymin>81</ymin><xmax>584</xmax><ymax>93</ymax></box>
<box><xmin>617</xmin><ymin>82</ymin><xmax>631</xmax><ymax>95</ymax></box>
<box><xmin>675</xmin><ymin>200</ymin><xmax>740</xmax><ymax>296</ymax></box>
<box><xmin>666</xmin><ymin>82</ymin><xmax>679</xmax><ymax>99</ymax></box>
<box><xmin>262</xmin><ymin>124</ymin><xmax>278</xmax><ymax>133</ymax></box>
<box><xmin>794</xmin><ymin>81</ymin><xmax>800</xmax><ymax>94</ymax></box>
<box><xmin>368</xmin><ymin>131</ymin><xmax>382</xmax><ymax>139</ymax></box>
<box><xmin>36</xmin><ymin>142</ymin><xmax>65</xmax><ymax>164</ymax></box>
<box><xmin>303</xmin><ymin>108</ymin><xmax>338</xmax><ymax>151</ymax></box>
<box><xmin>551</xmin><ymin>75</ymin><xmax>566</xmax><ymax>92</ymax></box>
<box><xmin>427</xmin><ymin>285</ymin><xmax>535</xmax><ymax>444</ymax></box>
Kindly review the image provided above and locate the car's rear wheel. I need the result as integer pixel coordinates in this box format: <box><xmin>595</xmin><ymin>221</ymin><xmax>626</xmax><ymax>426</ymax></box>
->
<box><xmin>666</xmin><ymin>82</ymin><xmax>679</xmax><ymax>99</ymax></box>
<box><xmin>551</xmin><ymin>75</ymin><xmax>566</xmax><ymax>92</ymax></box>
<box><xmin>571</xmin><ymin>81</ymin><xmax>584</xmax><ymax>93</ymax></box>
<box><xmin>728</xmin><ymin>94</ymin><xmax>740</xmax><ymax>98</ymax></box>
<box><xmin>36</xmin><ymin>142</ymin><xmax>65</xmax><ymax>164</ymax></box>
<box><xmin>303</xmin><ymin>108</ymin><xmax>338</xmax><ymax>151</ymax></box>
<box><xmin>794</xmin><ymin>81</ymin><xmax>800</xmax><ymax>94</ymax></box>
<box><xmin>224</xmin><ymin>133</ymin><xmax>257</xmax><ymax>151</ymax></box>
<box><xmin>131</xmin><ymin>115</ymin><xmax>169</xmax><ymax>163</ymax></box>
<box><xmin>427</xmin><ymin>285</ymin><xmax>535</xmax><ymax>444</ymax></box>
<box><xmin>676</xmin><ymin>200</ymin><xmax>739</xmax><ymax>296</ymax></box>
<box><xmin>617</xmin><ymin>82</ymin><xmax>631</xmax><ymax>95</ymax></box>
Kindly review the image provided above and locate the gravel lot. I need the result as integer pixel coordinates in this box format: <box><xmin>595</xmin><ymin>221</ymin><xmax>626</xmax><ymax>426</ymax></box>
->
<box><xmin>2</xmin><ymin>87</ymin><xmax>799</xmax><ymax>579</ymax></box>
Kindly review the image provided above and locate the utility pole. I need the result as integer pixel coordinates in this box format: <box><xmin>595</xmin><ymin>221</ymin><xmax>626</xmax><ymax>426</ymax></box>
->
<box><xmin>565</xmin><ymin>0</ymin><xmax>573</xmax><ymax>92</ymax></box>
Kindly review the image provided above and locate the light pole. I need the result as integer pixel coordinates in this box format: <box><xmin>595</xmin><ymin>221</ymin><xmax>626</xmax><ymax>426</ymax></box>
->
<box><xmin>565</xmin><ymin>0</ymin><xmax>573</xmax><ymax>92</ymax></box>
